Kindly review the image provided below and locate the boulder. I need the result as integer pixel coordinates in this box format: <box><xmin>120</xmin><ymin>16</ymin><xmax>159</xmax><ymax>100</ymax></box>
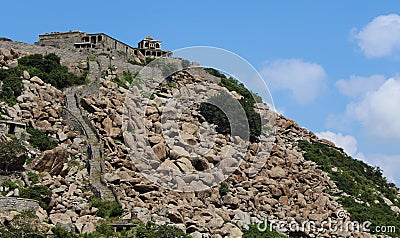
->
<box><xmin>232</xmin><ymin>210</ymin><xmax>251</xmax><ymax>228</ymax></box>
<box><xmin>133</xmin><ymin>183</ymin><xmax>159</xmax><ymax>193</ymax></box>
<box><xmin>170</xmin><ymin>145</ymin><xmax>190</xmax><ymax>159</ymax></box>
<box><xmin>269</xmin><ymin>166</ymin><xmax>286</xmax><ymax>178</ymax></box>
<box><xmin>206</xmin><ymin>216</ymin><xmax>224</xmax><ymax>230</ymax></box>
<box><xmin>102</xmin><ymin>117</ymin><xmax>113</xmax><ymax>134</ymax></box>
<box><xmin>30</xmin><ymin>76</ymin><xmax>44</xmax><ymax>85</ymax></box>
<box><xmin>0</xmin><ymin>48</ymin><xmax>13</xmax><ymax>60</ymax></box>
<box><xmin>23</xmin><ymin>70</ymin><xmax>30</xmax><ymax>79</ymax></box>
<box><xmin>152</xmin><ymin>143</ymin><xmax>167</xmax><ymax>161</ymax></box>
<box><xmin>75</xmin><ymin>215</ymin><xmax>101</xmax><ymax>234</ymax></box>
<box><xmin>308</xmin><ymin>213</ymin><xmax>329</xmax><ymax>222</ymax></box>
<box><xmin>191</xmin><ymin>157</ymin><xmax>209</xmax><ymax>171</ymax></box>
<box><xmin>181</xmin><ymin>122</ymin><xmax>198</xmax><ymax>134</ymax></box>
<box><xmin>30</xmin><ymin>146</ymin><xmax>68</xmax><ymax>175</ymax></box>
<box><xmin>176</xmin><ymin>157</ymin><xmax>195</xmax><ymax>172</ymax></box>
<box><xmin>35</xmin><ymin>207</ymin><xmax>48</xmax><ymax>222</ymax></box>
<box><xmin>49</xmin><ymin>213</ymin><xmax>72</xmax><ymax>225</ymax></box>
<box><xmin>57</xmin><ymin>131</ymin><xmax>68</xmax><ymax>142</ymax></box>
<box><xmin>167</xmin><ymin>209</ymin><xmax>184</xmax><ymax>223</ymax></box>
<box><xmin>160</xmin><ymin>159</ymin><xmax>180</xmax><ymax>171</ymax></box>
<box><xmin>80</xmin><ymin>97</ymin><xmax>97</xmax><ymax>113</ymax></box>
<box><xmin>36</xmin><ymin>120</ymin><xmax>52</xmax><ymax>131</ymax></box>
<box><xmin>219</xmin><ymin>223</ymin><xmax>243</xmax><ymax>237</ymax></box>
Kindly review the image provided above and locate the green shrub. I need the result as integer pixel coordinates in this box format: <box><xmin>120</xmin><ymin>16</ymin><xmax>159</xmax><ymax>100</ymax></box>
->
<box><xmin>18</xmin><ymin>53</ymin><xmax>87</xmax><ymax>89</ymax></box>
<box><xmin>52</xmin><ymin>226</ymin><xmax>79</xmax><ymax>238</ymax></box>
<box><xmin>199</xmin><ymin>101</ymin><xmax>230</xmax><ymax>135</ymax></box>
<box><xmin>27</xmin><ymin>127</ymin><xmax>58</xmax><ymax>151</ymax></box>
<box><xmin>243</xmin><ymin>224</ymin><xmax>286</xmax><ymax>238</ymax></box>
<box><xmin>112</xmin><ymin>71</ymin><xmax>136</xmax><ymax>89</ymax></box>
<box><xmin>92</xmin><ymin>220</ymin><xmax>114</xmax><ymax>237</ymax></box>
<box><xmin>298</xmin><ymin>140</ymin><xmax>400</xmax><ymax>236</ymax></box>
<box><xmin>204</xmin><ymin>67</ymin><xmax>227</xmax><ymax>79</ymax></box>
<box><xmin>0</xmin><ymin>53</ymin><xmax>87</xmax><ymax>105</ymax></box>
<box><xmin>0</xmin><ymin>210</ymin><xmax>45</xmax><ymax>238</ymax></box>
<box><xmin>89</xmin><ymin>196</ymin><xmax>123</xmax><ymax>218</ymax></box>
<box><xmin>199</xmin><ymin>93</ymin><xmax>261</xmax><ymax>142</ymax></box>
<box><xmin>127</xmin><ymin>57</ymin><xmax>155</xmax><ymax>66</ymax></box>
<box><xmin>136</xmin><ymin>221</ymin><xmax>191</xmax><ymax>238</ymax></box>
<box><xmin>88</xmin><ymin>55</ymin><xmax>97</xmax><ymax>62</ymax></box>
<box><xmin>219</xmin><ymin>182</ymin><xmax>229</xmax><ymax>196</ymax></box>
<box><xmin>200</xmin><ymin>68</ymin><xmax>262</xmax><ymax>142</ymax></box>
<box><xmin>127</xmin><ymin>58</ymin><xmax>144</xmax><ymax>66</ymax></box>
<box><xmin>0</xmin><ymin>138</ymin><xmax>28</xmax><ymax>173</ymax></box>
<box><xmin>1</xmin><ymin>179</ymin><xmax>20</xmax><ymax>189</ymax></box>
<box><xmin>27</xmin><ymin>171</ymin><xmax>40</xmax><ymax>184</ymax></box>
<box><xmin>20</xmin><ymin>185</ymin><xmax>52</xmax><ymax>209</ymax></box>
<box><xmin>1</xmin><ymin>179</ymin><xmax>20</xmax><ymax>195</ymax></box>
<box><xmin>0</xmin><ymin>76</ymin><xmax>23</xmax><ymax>105</ymax></box>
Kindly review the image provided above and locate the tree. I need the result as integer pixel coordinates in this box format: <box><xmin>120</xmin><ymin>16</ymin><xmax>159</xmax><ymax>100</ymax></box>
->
<box><xmin>27</xmin><ymin>127</ymin><xmax>58</xmax><ymax>151</ymax></box>
<box><xmin>20</xmin><ymin>185</ymin><xmax>52</xmax><ymax>209</ymax></box>
<box><xmin>0</xmin><ymin>138</ymin><xmax>28</xmax><ymax>173</ymax></box>
<box><xmin>0</xmin><ymin>76</ymin><xmax>23</xmax><ymax>105</ymax></box>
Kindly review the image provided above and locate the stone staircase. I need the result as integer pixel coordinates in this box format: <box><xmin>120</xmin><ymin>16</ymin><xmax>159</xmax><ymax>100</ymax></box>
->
<box><xmin>63</xmin><ymin>58</ymin><xmax>115</xmax><ymax>201</ymax></box>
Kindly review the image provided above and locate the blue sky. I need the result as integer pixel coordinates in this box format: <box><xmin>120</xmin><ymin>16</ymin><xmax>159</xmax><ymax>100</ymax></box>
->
<box><xmin>2</xmin><ymin>1</ymin><xmax>400</xmax><ymax>185</ymax></box>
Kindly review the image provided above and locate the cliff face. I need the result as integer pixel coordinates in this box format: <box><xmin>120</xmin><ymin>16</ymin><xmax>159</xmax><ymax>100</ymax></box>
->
<box><xmin>0</xmin><ymin>40</ymin><xmax>398</xmax><ymax>238</ymax></box>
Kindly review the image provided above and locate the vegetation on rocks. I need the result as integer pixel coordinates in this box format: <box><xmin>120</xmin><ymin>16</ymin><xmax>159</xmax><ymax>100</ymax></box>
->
<box><xmin>17</xmin><ymin>53</ymin><xmax>87</xmax><ymax>89</ymax></box>
<box><xmin>0</xmin><ymin>210</ymin><xmax>45</xmax><ymax>238</ymax></box>
<box><xmin>242</xmin><ymin>224</ymin><xmax>286</xmax><ymax>238</ymax></box>
<box><xmin>49</xmin><ymin>221</ymin><xmax>192</xmax><ymax>238</ymax></box>
<box><xmin>1</xmin><ymin>179</ymin><xmax>20</xmax><ymax>195</ymax></box>
<box><xmin>19</xmin><ymin>184</ymin><xmax>52</xmax><ymax>209</ymax></box>
<box><xmin>0</xmin><ymin>53</ymin><xmax>87</xmax><ymax>105</ymax></box>
<box><xmin>0</xmin><ymin>137</ymin><xmax>28</xmax><ymax>173</ymax></box>
<box><xmin>200</xmin><ymin>68</ymin><xmax>262</xmax><ymax>142</ymax></box>
<box><xmin>1</xmin><ymin>220</ymin><xmax>192</xmax><ymax>238</ymax></box>
<box><xmin>0</xmin><ymin>74</ymin><xmax>23</xmax><ymax>105</ymax></box>
<box><xmin>219</xmin><ymin>181</ymin><xmax>230</xmax><ymax>196</ymax></box>
<box><xmin>134</xmin><ymin>221</ymin><xmax>191</xmax><ymax>238</ymax></box>
<box><xmin>112</xmin><ymin>71</ymin><xmax>137</xmax><ymax>89</ymax></box>
<box><xmin>88</xmin><ymin>196</ymin><xmax>123</xmax><ymax>218</ymax></box>
<box><xmin>27</xmin><ymin>127</ymin><xmax>58</xmax><ymax>151</ymax></box>
<box><xmin>298</xmin><ymin>140</ymin><xmax>400</xmax><ymax>236</ymax></box>
<box><xmin>1</xmin><ymin>41</ymin><xmax>398</xmax><ymax>238</ymax></box>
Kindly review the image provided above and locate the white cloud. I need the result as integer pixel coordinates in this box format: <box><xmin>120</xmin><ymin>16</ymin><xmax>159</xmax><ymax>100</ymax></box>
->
<box><xmin>363</xmin><ymin>154</ymin><xmax>400</xmax><ymax>184</ymax></box>
<box><xmin>260</xmin><ymin>59</ymin><xmax>327</xmax><ymax>104</ymax></box>
<box><xmin>346</xmin><ymin>77</ymin><xmax>400</xmax><ymax>141</ymax></box>
<box><xmin>335</xmin><ymin>74</ymin><xmax>386</xmax><ymax>98</ymax></box>
<box><xmin>317</xmin><ymin>130</ymin><xmax>400</xmax><ymax>185</ymax></box>
<box><xmin>353</xmin><ymin>14</ymin><xmax>400</xmax><ymax>58</ymax></box>
<box><xmin>316</xmin><ymin>131</ymin><xmax>358</xmax><ymax>156</ymax></box>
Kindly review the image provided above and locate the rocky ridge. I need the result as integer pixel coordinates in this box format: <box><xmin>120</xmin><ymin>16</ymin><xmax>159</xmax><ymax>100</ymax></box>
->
<box><xmin>0</xmin><ymin>40</ymin><xmax>395</xmax><ymax>237</ymax></box>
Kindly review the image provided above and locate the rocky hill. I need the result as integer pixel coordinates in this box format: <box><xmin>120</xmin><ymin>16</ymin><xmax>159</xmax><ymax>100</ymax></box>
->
<box><xmin>0</xmin><ymin>38</ymin><xmax>398</xmax><ymax>238</ymax></box>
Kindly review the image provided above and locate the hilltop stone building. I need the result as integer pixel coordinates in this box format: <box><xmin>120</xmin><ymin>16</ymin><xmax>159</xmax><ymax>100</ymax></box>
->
<box><xmin>35</xmin><ymin>31</ymin><xmax>171</xmax><ymax>58</ymax></box>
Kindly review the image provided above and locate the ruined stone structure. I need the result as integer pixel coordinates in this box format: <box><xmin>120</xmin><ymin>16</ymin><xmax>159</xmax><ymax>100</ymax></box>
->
<box><xmin>36</xmin><ymin>31</ymin><xmax>171</xmax><ymax>58</ymax></box>
<box><xmin>0</xmin><ymin>197</ymin><xmax>40</xmax><ymax>211</ymax></box>
<box><xmin>137</xmin><ymin>36</ymin><xmax>168</xmax><ymax>57</ymax></box>
<box><xmin>0</xmin><ymin>120</ymin><xmax>26</xmax><ymax>138</ymax></box>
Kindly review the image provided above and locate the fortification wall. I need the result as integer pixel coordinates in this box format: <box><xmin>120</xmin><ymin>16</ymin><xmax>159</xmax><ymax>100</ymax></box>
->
<box><xmin>0</xmin><ymin>197</ymin><xmax>40</xmax><ymax>211</ymax></box>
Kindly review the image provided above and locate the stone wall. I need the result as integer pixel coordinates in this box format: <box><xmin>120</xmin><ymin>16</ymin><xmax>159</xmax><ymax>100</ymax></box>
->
<box><xmin>0</xmin><ymin>197</ymin><xmax>40</xmax><ymax>211</ymax></box>
<box><xmin>36</xmin><ymin>31</ymin><xmax>137</xmax><ymax>56</ymax></box>
<box><xmin>36</xmin><ymin>31</ymin><xmax>85</xmax><ymax>49</ymax></box>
